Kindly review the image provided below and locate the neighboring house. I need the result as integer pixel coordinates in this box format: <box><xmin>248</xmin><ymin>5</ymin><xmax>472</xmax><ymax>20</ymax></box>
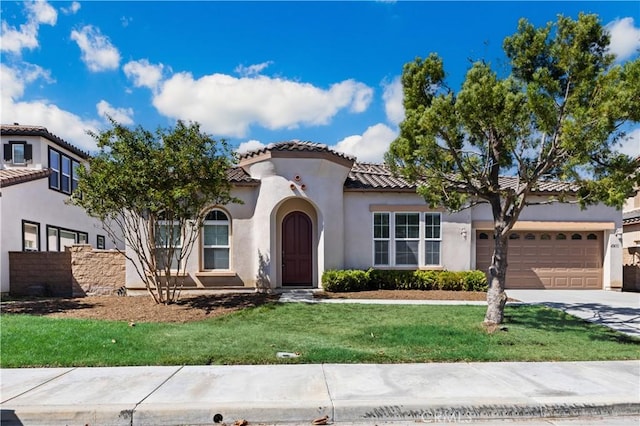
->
<box><xmin>0</xmin><ymin>124</ymin><xmax>120</xmax><ymax>293</ymax></box>
<box><xmin>126</xmin><ymin>141</ymin><xmax>624</xmax><ymax>293</ymax></box>
<box><xmin>622</xmin><ymin>188</ymin><xmax>640</xmax><ymax>290</ymax></box>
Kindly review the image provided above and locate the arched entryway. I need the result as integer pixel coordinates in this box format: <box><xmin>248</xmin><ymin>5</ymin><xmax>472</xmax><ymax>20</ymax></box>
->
<box><xmin>282</xmin><ymin>211</ymin><xmax>313</xmax><ymax>286</ymax></box>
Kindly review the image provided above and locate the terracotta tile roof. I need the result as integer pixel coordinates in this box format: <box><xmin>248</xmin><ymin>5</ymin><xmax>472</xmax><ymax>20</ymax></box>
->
<box><xmin>227</xmin><ymin>167</ymin><xmax>259</xmax><ymax>185</ymax></box>
<box><xmin>1</xmin><ymin>124</ymin><xmax>90</xmax><ymax>159</ymax></box>
<box><xmin>345</xmin><ymin>162</ymin><xmax>579</xmax><ymax>194</ymax></box>
<box><xmin>0</xmin><ymin>168</ymin><xmax>52</xmax><ymax>188</ymax></box>
<box><xmin>238</xmin><ymin>140</ymin><xmax>356</xmax><ymax>162</ymax></box>
<box><xmin>623</xmin><ymin>209</ymin><xmax>640</xmax><ymax>226</ymax></box>
<box><xmin>345</xmin><ymin>163</ymin><xmax>415</xmax><ymax>191</ymax></box>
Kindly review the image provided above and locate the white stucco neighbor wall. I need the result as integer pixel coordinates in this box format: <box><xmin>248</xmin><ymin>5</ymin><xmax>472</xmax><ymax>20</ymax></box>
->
<box><xmin>1</xmin><ymin>178</ymin><xmax>118</xmax><ymax>292</ymax></box>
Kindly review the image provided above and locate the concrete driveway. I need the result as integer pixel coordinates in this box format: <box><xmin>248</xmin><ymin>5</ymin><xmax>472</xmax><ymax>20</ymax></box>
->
<box><xmin>506</xmin><ymin>290</ymin><xmax>640</xmax><ymax>338</ymax></box>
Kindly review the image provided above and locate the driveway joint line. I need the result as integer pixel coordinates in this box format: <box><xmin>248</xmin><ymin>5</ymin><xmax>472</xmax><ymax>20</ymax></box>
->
<box><xmin>320</xmin><ymin>364</ymin><xmax>336</xmax><ymax>423</ymax></box>
<box><xmin>0</xmin><ymin>367</ymin><xmax>77</xmax><ymax>404</ymax></box>
<box><xmin>128</xmin><ymin>365</ymin><xmax>184</xmax><ymax>424</ymax></box>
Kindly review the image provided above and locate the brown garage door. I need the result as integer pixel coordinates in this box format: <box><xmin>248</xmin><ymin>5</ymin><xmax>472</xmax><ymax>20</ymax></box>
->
<box><xmin>476</xmin><ymin>231</ymin><xmax>603</xmax><ymax>289</ymax></box>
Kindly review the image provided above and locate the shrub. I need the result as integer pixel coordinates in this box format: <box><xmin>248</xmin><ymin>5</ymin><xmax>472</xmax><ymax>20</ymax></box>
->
<box><xmin>322</xmin><ymin>269</ymin><xmax>370</xmax><ymax>292</ymax></box>
<box><xmin>413</xmin><ymin>270</ymin><xmax>438</xmax><ymax>290</ymax></box>
<box><xmin>462</xmin><ymin>270</ymin><xmax>488</xmax><ymax>291</ymax></box>
<box><xmin>436</xmin><ymin>270</ymin><xmax>463</xmax><ymax>291</ymax></box>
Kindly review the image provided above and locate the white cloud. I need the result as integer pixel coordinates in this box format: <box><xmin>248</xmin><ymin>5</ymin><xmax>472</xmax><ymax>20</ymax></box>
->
<box><xmin>616</xmin><ymin>128</ymin><xmax>640</xmax><ymax>158</ymax></box>
<box><xmin>0</xmin><ymin>0</ymin><xmax>57</xmax><ymax>54</ymax></box>
<box><xmin>235</xmin><ymin>61</ymin><xmax>273</xmax><ymax>77</ymax></box>
<box><xmin>96</xmin><ymin>100</ymin><xmax>134</xmax><ymax>125</ymax></box>
<box><xmin>236</xmin><ymin>140</ymin><xmax>266</xmax><ymax>154</ymax></box>
<box><xmin>153</xmin><ymin>73</ymin><xmax>373</xmax><ymax>137</ymax></box>
<box><xmin>0</xmin><ymin>62</ymin><xmax>53</xmax><ymax>100</ymax></box>
<box><xmin>332</xmin><ymin>123</ymin><xmax>398</xmax><ymax>163</ymax></box>
<box><xmin>70</xmin><ymin>25</ymin><xmax>121</xmax><ymax>72</ymax></box>
<box><xmin>123</xmin><ymin>59</ymin><xmax>165</xmax><ymax>90</ymax></box>
<box><xmin>27</xmin><ymin>0</ymin><xmax>57</xmax><ymax>25</ymax></box>
<box><xmin>606</xmin><ymin>17</ymin><xmax>640</xmax><ymax>61</ymax></box>
<box><xmin>382</xmin><ymin>76</ymin><xmax>404</xmax><ymax>125</ymax></box>
<box><xmin>1</xmin><ymin>63</ymin><xmax>99</xmax><ymax>152</ymax></box>
<box><xmin>121</xmin><ymin>16</ymin><xmax>133</xmax><ymax>27</ymax></box>
<box><xmin>61</xmin><ymin>2</ymin><xmax>81</xmax><ymax>15</ymax></box>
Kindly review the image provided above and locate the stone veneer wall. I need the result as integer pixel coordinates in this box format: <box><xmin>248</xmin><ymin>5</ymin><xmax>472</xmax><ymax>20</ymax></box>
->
<box><xmin>69</xmin><ymin>245</ymin><xmax>125</xmax><ymax>296</ymax></box>
<box><xmin>9</xmin><ymin>245</ymin><xmax>125</xmax><ymax>297</ymax></box>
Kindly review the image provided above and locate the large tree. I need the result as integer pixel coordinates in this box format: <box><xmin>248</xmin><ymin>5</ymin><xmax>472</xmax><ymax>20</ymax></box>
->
<box><xmin>386</xmin><ymin>13</ymin><xmax>640</xmax><ymax>325</ymax></box>
<box><xmin>74</xmin><ymin>120</ymin><xmax>237</xmax><ymax>304</ymax></box>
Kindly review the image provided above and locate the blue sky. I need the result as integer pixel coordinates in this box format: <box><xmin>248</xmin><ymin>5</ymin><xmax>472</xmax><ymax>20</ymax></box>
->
<box><xmin>1</xmin><ymin>1</ymin><xmax>639</xmax><ymax>162</ymax></box>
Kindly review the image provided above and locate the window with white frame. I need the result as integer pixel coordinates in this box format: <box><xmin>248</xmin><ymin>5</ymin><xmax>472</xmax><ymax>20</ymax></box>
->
<box><xmin>22</xmin><ymin>220</ymin><xmax>40</xmax><ymax>251</ymax></box>
<box><xmin>424</xmin><ymin>212</ymin><xmax>441</xmax><ymax>266</ymax></box>
<box><xmin>202</xmin><ymin>209</ymin><xmax>230</xmax><ymax>270</ymax></box>
<box><xmin>373</xmin><ymin>213</ymin><xmax>390</xmax><ymax>265</ymax></box>
<box><xmin>372</xmin><ymin>212</ymin><xmax>442</xmax><ymax>267</ymax></box>
<box><xmin>395</xmin><ymin>213</ymin><xmax>420</xmax><ymax>265</ymax></box>
<box><xmin>155</xmin><ymin>219</ymin><xmax>182</xmax><ymax>270</ymax></box>
<box><xmin>48</xmin><ymin>147</ymin><xmax>82</xmax><ymax>196</ymax></box>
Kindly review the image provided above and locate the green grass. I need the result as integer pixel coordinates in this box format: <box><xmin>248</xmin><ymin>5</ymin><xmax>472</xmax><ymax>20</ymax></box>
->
<box><xmin>1</xmin><ymin>303</ymin><xmax>638</xmax><ymax>367</ymax></box>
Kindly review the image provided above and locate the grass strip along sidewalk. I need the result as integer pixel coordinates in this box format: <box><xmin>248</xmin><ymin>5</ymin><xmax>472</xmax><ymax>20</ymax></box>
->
<box><xmin>1</xmin><ymin>303</ymin><xmax>638</xmax><ymax>367</ymax></box>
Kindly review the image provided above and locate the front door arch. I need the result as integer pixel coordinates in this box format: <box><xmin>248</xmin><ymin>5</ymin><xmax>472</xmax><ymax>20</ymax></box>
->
<box><xmin>282</xmin><ymin>211</ymin><xmax>313</xmax><ymax>286</ymax></box>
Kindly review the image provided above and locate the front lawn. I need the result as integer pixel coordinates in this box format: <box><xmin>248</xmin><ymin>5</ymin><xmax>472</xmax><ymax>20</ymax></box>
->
<box><xmin>1</xmin><ymin>303</ymin><xmax>638</xmax><ymax>367</ymax></box>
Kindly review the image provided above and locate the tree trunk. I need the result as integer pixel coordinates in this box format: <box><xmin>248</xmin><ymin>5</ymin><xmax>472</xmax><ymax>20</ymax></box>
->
<box><xmin>484</xmin><ymin>233</ymin><xmax>509</xmax><ymax>325</ymax></box>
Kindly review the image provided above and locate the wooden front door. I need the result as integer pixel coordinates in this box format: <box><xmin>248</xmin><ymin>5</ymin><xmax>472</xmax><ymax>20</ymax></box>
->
<box><xmin>282</xmin><ymin>211</ymin><xmax>313</xmax><ymax>286</ymax></box>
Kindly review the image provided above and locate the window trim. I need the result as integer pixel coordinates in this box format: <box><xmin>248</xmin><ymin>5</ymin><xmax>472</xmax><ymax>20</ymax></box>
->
<box><xmin>97</xmin><ymin>235</ymin><xmax>106</xmax><ymax>250</ymax></box>
<box><xmin>48</xmin><ymin>146</ymin><xmax>81</xmax><ymax>195</ymax></box>
<box><xmin>154</xmin><ymin>219</ymin><xmax>183</xmax><ymax>271</ymax></box>
<box><xmin>394</xmin><ymin>212</ymin><xmax>420</xmax><ymax>266</ymax></box>
<box><xmin>22</xmin><ymin>220</ymin><xmax>40</xmax><ymax>251</ymax></box>
<box><xmin>45</xmin><ymin>225</ymin><xmax>88</xmax><ymax>251</ymax></box>
<box><xmin>372</xmin><ymin>211</ymin><xmax>442</xmax><ymax>268</ymax></box>
<box><xmin>202</xmin><ymin>208</ymin><xmax>231</xmax><ymax>271</ymax></box>
<box><xmin>4</xmin><ymin>141</ymin><xmax>31</xmax><ymax>165</ymax></box>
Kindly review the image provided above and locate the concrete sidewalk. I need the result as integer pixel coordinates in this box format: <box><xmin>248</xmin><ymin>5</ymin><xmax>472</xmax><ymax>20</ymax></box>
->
<box><xmin>2</xmin><ymin>361</ymin><xmax>639</xmax><ymax>425</ymax></box>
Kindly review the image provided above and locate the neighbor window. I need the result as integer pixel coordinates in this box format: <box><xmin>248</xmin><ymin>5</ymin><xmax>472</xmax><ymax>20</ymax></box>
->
<box><xmin>22</xmin><ymin>220</ymin><xmax>40</xmax><ymax>251</ymax></box>
<box><xmin>48</xmin><ymin>147</ymin><xmax>81</xmax><ymax>195</ymax></box>
<box><xmin>155</xmin><ymin>219</ymin><xmax>182</xmax><ymax>270</ymax></box>
<box><xmin>46</xmin><ymin>225</ymin><xmax>88</xmax><ymax>251</ymax></box>
<box><xmin>202</xmin><ymin>209</ymin><xmax>230</xmax><ymax>270</ymax></box>
<box><xmin>4</xmin><ymin>142</ymin><xmax>31</xmax><ymax>165</ymax></box>
<box><xmin>372</xmin><ymin>212</ymin><xmax>441</xmax><ymax>267</ymax></box>
<box><xmin>97</xmin><ymin>235</ymin><xmax>106</xmax><ymax>249</ymax></box>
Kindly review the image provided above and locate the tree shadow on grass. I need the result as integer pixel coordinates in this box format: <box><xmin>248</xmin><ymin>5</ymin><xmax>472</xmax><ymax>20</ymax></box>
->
<box><xmin>175</xmin><ymin>293</ymin><xmax>280</xmax><ymax>315</ymax></box>
<box><xmin>0</xmin><ymin>298</ymin><xmax>97</xmax><ymax>316</ymax></box>
<box><xmin>505</xmin><ymin>304</ymin><xmax>640</xmax><ymax>345</ymax></box>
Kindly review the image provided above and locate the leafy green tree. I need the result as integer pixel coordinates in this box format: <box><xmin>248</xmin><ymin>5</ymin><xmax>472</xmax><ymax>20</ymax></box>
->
<box><xmin>74</xmin><ymin>120</ymin><xmax>237</xmax><ymax>304</ymax></box>
<box><xmin>386</xmin><ymin>13</ymin><xmax>640</xmax><ymax>325</ymax></box>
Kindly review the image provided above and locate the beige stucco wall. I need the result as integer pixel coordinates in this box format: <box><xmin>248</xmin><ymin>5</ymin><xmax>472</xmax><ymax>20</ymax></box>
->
<box><xmin>343</xmin><ymin>191</ymin><xmax>472</xmax><ymax>271</ymax></box>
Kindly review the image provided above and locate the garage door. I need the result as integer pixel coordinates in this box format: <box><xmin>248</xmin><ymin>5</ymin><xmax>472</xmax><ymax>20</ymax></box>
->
<box><xmin>476</xmin><ymin>231</ymin><xmax>603</xmax><ymax>289</ymax></box>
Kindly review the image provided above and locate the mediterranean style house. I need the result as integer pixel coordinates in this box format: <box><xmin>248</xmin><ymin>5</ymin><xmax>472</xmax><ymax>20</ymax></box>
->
<box><xmin>125</xmin><ymin>141</ymin><xmax>624</xmax><ymax>293</ymax></box>
<box><xmin>0</xmin><ymin>124</ymin><xmax>120</xmax><ymax>293</ymax></box>
<box><xmin>623</xmin><ymin>188</ymin><xmax>640</xmax><ymax>290</ymax></box>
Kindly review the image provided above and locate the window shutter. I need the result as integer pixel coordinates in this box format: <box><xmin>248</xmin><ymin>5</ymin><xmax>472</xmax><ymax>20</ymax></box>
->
<box><xmin>3</xmin><ymin>144</ymin><xmax>11</xmax><ymax>161</ymax></box>
<box><xmin>25</xmin><ymin>144</ymin><xmax>33</xmax><ymax>161</ymax></box>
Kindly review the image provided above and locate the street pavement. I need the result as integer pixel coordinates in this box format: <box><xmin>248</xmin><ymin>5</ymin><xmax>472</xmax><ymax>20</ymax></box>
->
<box><xmin>1</xmin><ymin>361</ymin><xmax>639</xmax><ymax>425</ymax></box>
<box><xmin>1</xmin><ymin>290</ymin><xmax>639</xmax><ymax>425</ymax></box>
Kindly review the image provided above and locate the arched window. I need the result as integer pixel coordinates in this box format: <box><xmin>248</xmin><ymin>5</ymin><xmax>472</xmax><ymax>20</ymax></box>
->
<box><xmin>525</xmin><ymin>233</ymin><xmax>536</xmax><ymax>240</ymax></box>
<box><xmin>202</xmin><ymin>209</ymin><xmax>230</xmax><ymax>270</ymax></box>
<box><xmin>556</xmin><ymin>233</ymin><xmax>567</xmax><ymax>240</ymax></box>
<box><xmin>509</xmin><ymin>233</ymin><xmax>520</xmax><ymax>240</ymax></box>
<box><xmin>587</xmin><ymin>233</ymin><xmax>598</xmax><ymax>240</ymax></box>
<box><xmin>540</xmin><ymin>233</ymin><xmax>551</xmax><ymax>240</ymax></box>
<box><xmin>571</xmin><ymin>233</ymin><xmax>582</xmax><ymax>240</ymax></box>
<box><xmin>478</xmin><ymin>232</ymin><xmax>489</xmax><ymax>240</ymax></box>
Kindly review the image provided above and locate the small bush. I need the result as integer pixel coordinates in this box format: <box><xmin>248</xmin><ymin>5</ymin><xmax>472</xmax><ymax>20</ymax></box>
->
<box><xmin>322</xmin><ymin>269</ymin><xmax>370</xmax><ymax>292</ymax></box>
<box><xmin>436</xmin><ymin>271</ymin><xmax>463</xmax><ymax>291</ymax></box>
<box><xmin>462</xmin><ymin>270</ymin><xmax>488</xmax><ymax>291</ymax></box>
<box><xmin>323</xmin><ymin>269</ymin><xmax>486</xmax><ymax>293</ymax></box>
